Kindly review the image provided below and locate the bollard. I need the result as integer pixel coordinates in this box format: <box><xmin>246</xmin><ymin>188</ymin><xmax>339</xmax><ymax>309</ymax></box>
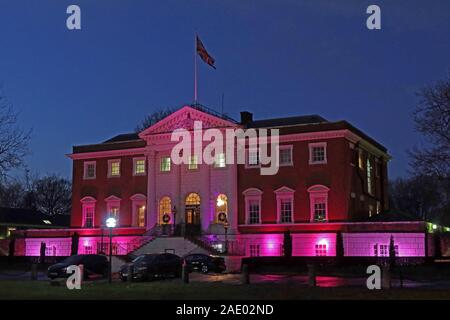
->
<box><xmin>241</xmin><ymin>264</ymin><xmax>250</xmax><ymax>285</ymax></box>
<box><xmin>307</xmin><ymin>264</ymin><xmax>316</xmax><ymax>287</ymax></box>
<box><xmin>31</xmin><ymin>263</ymin><xmax>38</xmax><ymax>281</ymax></box>
<box><xmin>382</xmin><ymin>265</ymin><xmax>391</xmax><ymax>289</ymax></box>
<box><xmin>182</xmin><ymin>263</ymin><xmax>189</xmax><ymax>284</ymax></box>
<box><xmin>127</xmin><ymin>264</ymin><xmax>134</xmax><ymax>283</ymax></box>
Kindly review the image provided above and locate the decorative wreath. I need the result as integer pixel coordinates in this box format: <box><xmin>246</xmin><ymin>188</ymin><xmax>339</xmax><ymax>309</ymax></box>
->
<box><xmin>162</xmin><ymin>214</ymin><xmax>171</xmax><ymax>223</ymax></box>
<box><xmin>217</xmin><ymin>212</ymin><xmax>227</xmax><ymax>222</ymax></box>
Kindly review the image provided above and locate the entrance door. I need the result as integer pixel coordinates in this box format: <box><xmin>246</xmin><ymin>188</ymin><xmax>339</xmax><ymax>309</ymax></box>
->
<box><xmin>185</xmin><ymin>193</ymin><xmax>201</xmax><ymax>236</ymax></box>
<box><xmin>185</xmin><ymin>206</ymin><xmax>201</xmax><ymax>235</ymax></box>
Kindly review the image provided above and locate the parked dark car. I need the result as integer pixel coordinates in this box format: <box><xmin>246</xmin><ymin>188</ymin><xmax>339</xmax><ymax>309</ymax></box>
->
<box><xmin>47</xmin><ymin>254</ymin><xmax>108</xmax><ymax>279</ymax></box>
<box><xmin>119</xmin><ymin>253</ymin><xmax>182</xmax><ymax>282</ymax></box>
<box><xmin>183</xmin><ymin>254</ymin><xmax>226</xmax><ymax>273</ymax></box>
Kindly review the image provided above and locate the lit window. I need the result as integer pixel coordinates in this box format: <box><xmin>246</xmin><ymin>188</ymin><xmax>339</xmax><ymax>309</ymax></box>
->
<box><xmin>367</xmin><ymin>158</ymin><xmax>373</xmax><ymax>195</ymax></box>
<box><xmin>376</xmin><ymin>201</ymin><xmax>381</xmax><ymax>214</ymax></box>
<box><xmin>216</xmin><ymin>194</ymin><xmax>228</xmax><ymax>223</ymax></box>
<box><xmin>110</xmin><ymin>207</ymin><xmax>119</xmax><ymax>219</ymax></box>
<box><xmin>160</xmin><ymin>157</ymin><xmax>171</xmax><ymax>172</ymax></box>
<box><xmin>315</xmin><ymin>244</ymin><xmax>327</xmax><ymax>256</ymax></box>
<box><xmin>134</xmin><ymin>158</ymin><xmax>146</xmax><ymax>175</ymax></box>
<box><xmin>108</xmin><ymin>160</ymin><xmax>120</xmax><ymax>177</ymax></box>
<box><xmin>214</xmin><ymin>153</ymin><xmax>226</xmax><ymax>168</ymax></box>
<box><xmin>159</xmin><ymin>197</ymin><xmax>172</xmax><ymax>225</ymax></box>
<box><xmin>247</xmin><ymin>149</ymin><xmax>259</xmax><ymax>166</ymax></box>
<box><xmin>279</xmin><ymin>146</ymin><xmax>293</xmax><ymax>166</ymax></box>
<box><xmin>249</xmin><ymin>244</ymin><xmax>260</xmax><ymax>257</ymax></box>
<box><xmin>358</xmin><ymin>149</ymin><xmax>364</xmax><ymax>169</ymax></box>
<box><xmin>309</xmin><ymin>143</ymin><xmax>327</xmax><ymax>164</ymax></box>
<box><xmin>138</xmin><ymin>206</ymin><xmax>146</xmax><ymax>227</ymax></box>
<box><xmin>188</xmin><ymin>155</ymin><xmax>198</xmax><ymax>170</ymax></box>
<box><xmin>83</xmin><ymin>161</ymin><xmax>96</xmax><ymax>179</ymax></box>
<box><xmin>368</xmin><ymin>205</ymin><xmax>374</xmax><ymax>217</ymax></box>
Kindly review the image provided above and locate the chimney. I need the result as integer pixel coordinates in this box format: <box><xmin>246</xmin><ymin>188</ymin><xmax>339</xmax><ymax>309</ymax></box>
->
<box><xmin>240</xmin><ymin>111</ymin><xmax>253</xmax><ymax>125</ymax></box>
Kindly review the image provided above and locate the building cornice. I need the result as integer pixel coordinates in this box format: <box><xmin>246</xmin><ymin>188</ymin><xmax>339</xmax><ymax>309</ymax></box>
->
<box><xmin>66</xmin><ymin>147</ymin><xmax>146</xmax><ymax>160</ymax></box>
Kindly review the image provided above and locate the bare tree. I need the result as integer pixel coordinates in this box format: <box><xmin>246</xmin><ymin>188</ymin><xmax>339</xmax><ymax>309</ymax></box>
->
<box><xmin>33</xmin><ymin>175</ymin><xmax>71</xmax><ymax>215</ymax></box>
<box><xmin>0</xmin><ymin>180</ymin><xmax>26</xmax><ymax>208</ymax></box>
<box><xmin>410</xmin><ymin>72</ymin><xmax>450</xmax><ymax>178</ymax></box>
<box><xmin>0</xmin><ymin>93</ymin><xmax>31</xmax><ymax>180</ymax></box>
<box><xmin>135</xmin><ymin>107</ymin><xmax>176</xmax><ymax>132</ymax></box>
<box><xmin>389</xmin><ymin>175</ymin><xmax>442</xmax><ymax>221</ymax></box>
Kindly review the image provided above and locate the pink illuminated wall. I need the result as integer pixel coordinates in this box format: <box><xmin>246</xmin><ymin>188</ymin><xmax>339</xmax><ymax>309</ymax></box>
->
<box><xmin>23</xmin><ymin>236</ymin><xmax>141</xmax><ymax>257</ymax></box>
<box><xmin>292</xmin><ymin>233</ymin><xmax>337</xmax><ymax>257</ymax></box>
<box><xmin>343</xmin><ymin>233</ymin><xmax>425</xmax><ymax>257</ymax></box>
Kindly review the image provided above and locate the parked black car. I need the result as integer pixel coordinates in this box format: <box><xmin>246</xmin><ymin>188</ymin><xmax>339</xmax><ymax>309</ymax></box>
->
<box><xmin>183</xmin><ymin>254</ymin><xmax>226</xmax><ymax>273</ymax></box>
<box><xmin>47</xmin><ymin>254</ymin><xmax>108</xmax><ymax>279</ymax></box>
<box><xmin>119</xmin><ymin>253</ymin><xmax>182</xmax><ymax>282</ymax></box>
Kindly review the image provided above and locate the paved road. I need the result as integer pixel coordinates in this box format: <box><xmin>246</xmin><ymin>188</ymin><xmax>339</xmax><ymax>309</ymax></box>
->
<box><xmin>189</xmin><ymin>272</ymin><xmax>450</xmax><ymax>289</ymax></box>
<box><xmin>2</xmin><ymin>269</ymin><xmax>450</xmax><ymax>290</ymax></box>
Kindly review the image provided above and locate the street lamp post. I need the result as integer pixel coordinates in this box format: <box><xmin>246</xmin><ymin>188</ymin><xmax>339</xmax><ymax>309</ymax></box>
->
<box><xmin>172</xmin><ymin>206</ymin><xmax>177</xmax><ymax>235</ymax></box>
<box><xmin>106</xmin><ymin>217</ymin><xmax>117</xmax><ymax>284</ymax></box>
<box><xmin>224</xmin><ymin>220</ymin><xmax>229</xmax><ymax>254</ymax></box>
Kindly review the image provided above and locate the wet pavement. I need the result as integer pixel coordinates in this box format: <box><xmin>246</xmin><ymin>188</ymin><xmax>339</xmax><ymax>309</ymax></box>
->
<box><xmin>189</xmin><ymin>272</ymin><xmax>450</xmax><ymax>289</ymax></box>
<box><xmin>2</xmin><ymin>269</ymin><xmax>450</xmax><ymax>290</ymax></box>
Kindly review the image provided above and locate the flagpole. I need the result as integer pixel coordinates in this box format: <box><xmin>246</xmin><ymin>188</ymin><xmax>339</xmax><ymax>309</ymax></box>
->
<box><xmin>194</xmin><ymin>34</ymin><xmax>198</xmax><ymax>104</ymax></box>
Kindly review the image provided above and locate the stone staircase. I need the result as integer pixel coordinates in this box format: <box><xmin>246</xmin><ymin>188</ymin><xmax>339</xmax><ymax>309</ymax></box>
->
<box><xmin>132</xmin><ymin>236</ymin><xmax>211</xmax><ymax>257</ymax></box>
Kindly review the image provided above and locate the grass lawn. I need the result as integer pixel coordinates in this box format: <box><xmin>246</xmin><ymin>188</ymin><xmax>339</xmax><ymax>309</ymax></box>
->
<box><xmin>1</xmin><ymin>279</ymin><xmax>450</xmax><ymax>300</ymax></box>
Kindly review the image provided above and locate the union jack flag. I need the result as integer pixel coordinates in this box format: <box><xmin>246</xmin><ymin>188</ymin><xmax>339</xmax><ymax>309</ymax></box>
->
<box><xmin>196</xmin><ymin>36</ymin><xmax>216</xmax><ymax>69</ymax></box>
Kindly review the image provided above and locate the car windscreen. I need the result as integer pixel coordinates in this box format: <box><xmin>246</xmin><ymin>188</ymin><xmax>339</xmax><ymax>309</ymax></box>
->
<box><xmin>132</xmin><ymin>256</ymin><xmax>145</xmax><ymax>263</ymax></box>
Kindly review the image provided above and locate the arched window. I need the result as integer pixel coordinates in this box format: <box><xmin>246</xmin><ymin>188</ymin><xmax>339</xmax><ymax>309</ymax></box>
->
<box><xmin>159</xmin><ymin>197</ymin><xmax>172</xmax><ymax>225</ymax></box>
<box><xmin>307</xmin><ymin>185</ymin><xmax>330</xmax><ymax>222</ymax></box>
<box><xmin>185</xmin><ymin>193</ymin><xmax>201</xmax><ymax>206</ymax></box>
<box><xmin>215</xmin><ymin>194</ymin><xmax>228</xmax><ymax>223</ymax></box>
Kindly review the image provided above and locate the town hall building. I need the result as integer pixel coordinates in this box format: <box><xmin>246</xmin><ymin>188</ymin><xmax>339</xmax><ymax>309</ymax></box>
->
<box><xmin>7</xmin><ymin>104</ymin><xmax>432</xmax><ymax>262</ymax></box>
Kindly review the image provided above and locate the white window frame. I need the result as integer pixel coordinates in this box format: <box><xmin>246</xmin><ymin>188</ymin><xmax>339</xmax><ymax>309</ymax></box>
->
<box><xmin>83</xmin><ymin>161</ymin><xmax>96</xmax><ymax>180</ymax></box>
<box><xmin>214</xmin><ymin>152</ymin><xmax>226</xmax><ymax>168</ymax></box>
<box><xmin>160</xmin><ymin>156</ymin><xmax>171</xmax><ymax>172</ymax></box>
<box><xmin>108</xmin><ymin>159</ymin><xmax>121</xmax><ymax>178</ymax></box>
<box><xmin>308</xmin><ymin>142</ymin><xmax>327</xmax><ymax>165</ymax></box>
<box><xmin>243</xmin><ymin>188</ymin><xmax>263</xmax><ymax>224</ymax></box>
<box><xmin>367</xmin><ymin>157</ymin><xmax>373</xmax><ymax>195</ymax></box>
<box><xmin>187</xmin><ymin>155</ymin><xmax>198</xmax><ymax>170</ymax></box>
<box><xmin>278</xmin><ymin>145</ymin><xmax>293</xmax><ymax>167</ymax></box>
<box><xmin>246</xmin><ymin>148</ymin><xmax>260</xmax><ymax>168</ymax></box>
<box><xmin>133</xmin><ymin>157</ymin><xmax>146</xmax><ymax>176</ymax></box>
<box><xmin>130</xmin><ymin>194</ymin><xmax>147</xmax><ymax>227</ymax></box>
<box><xmin>80</xmin><ymin>196</ymin><xmax>96</xmax><ymax>228</ymax></box>
<box><xmin>275</xmin><ymin>186</ymin><xmax>295</xmax><ymax>223</ymax></box>
<box><xmin>307</xmin><ymin>185</ymin><xmax>330</xmax><ymax>222</ymax></box>
<box><xmin>105</xmin><ymin>195</ymin><xmax>121</xmax><ymax>225</ymax></box>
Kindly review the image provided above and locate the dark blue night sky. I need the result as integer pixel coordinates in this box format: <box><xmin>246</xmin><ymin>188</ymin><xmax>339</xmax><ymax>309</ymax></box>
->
<box><xmin>0</xmin><ymin>0</ymin><xmax>449</xmax><ymax>179</ymax></box>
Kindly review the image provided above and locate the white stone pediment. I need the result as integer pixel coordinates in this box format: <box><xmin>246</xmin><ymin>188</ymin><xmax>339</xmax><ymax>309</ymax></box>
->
<box><xmin>138</xmin><ymin>105</ymin><xmax>237</xmax><ymax>137</ymax></box>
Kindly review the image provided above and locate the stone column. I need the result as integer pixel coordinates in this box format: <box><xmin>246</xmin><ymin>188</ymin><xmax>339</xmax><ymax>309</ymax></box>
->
<box><xmin>147</xmin><ymin>150</ymin><xmax>157</xmax><ymax>230</ymax></box>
